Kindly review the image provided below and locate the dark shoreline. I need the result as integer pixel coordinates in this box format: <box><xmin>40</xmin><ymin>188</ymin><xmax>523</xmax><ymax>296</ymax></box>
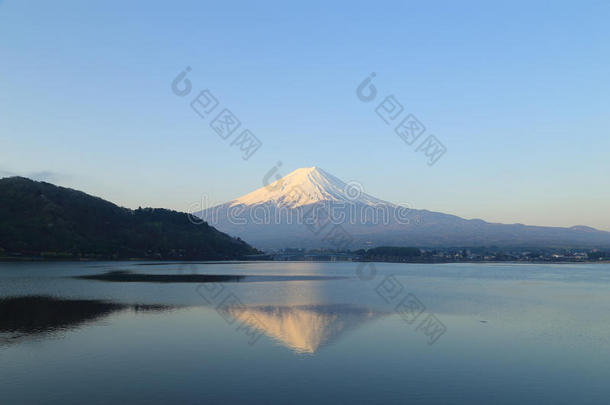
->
<box><xmin>74</xmin><ymin>271</ymin><xmax>346</xmax><ymax>283</ymax></box>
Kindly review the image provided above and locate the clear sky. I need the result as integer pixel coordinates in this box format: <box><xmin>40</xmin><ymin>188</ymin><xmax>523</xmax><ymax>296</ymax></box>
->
<box><xmin>1</xmin><ymin>0</ymin><xmax>609</xmax><ymax>230</ymax></box>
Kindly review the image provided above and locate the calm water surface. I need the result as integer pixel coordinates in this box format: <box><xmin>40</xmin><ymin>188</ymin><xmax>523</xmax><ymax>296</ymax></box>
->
<box><xmin>1</xmin><ymin>261</ymin><xmax>610</xmax><ymax>404</ymax></box>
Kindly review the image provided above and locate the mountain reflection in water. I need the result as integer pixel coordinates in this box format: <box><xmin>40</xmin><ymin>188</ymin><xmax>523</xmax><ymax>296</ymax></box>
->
<box><xmin>0</xmin><ymin>296</ymin><xmax>172</xmax><ymax>344</ymax></box>
<box><xmin>229</xmin><ymin>304</ymin><xmax>386</xmax><ymax>354</ymax></box>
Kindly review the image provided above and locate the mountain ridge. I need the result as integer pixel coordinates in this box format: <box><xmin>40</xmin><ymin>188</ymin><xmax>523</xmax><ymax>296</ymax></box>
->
<box><xmin>0</xmin><ymin>176</ymin><xmax>259</xmax><ymax>260</ymax></box>
<box><xmin>201</xmin><ymin>167</ymin><xmax>610</xmax><ymax>250</ymax></box>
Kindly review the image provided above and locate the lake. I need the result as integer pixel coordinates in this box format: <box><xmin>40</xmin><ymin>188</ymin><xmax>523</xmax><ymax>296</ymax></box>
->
<box><xmin>1</xmin><ymin>261</ymin><xmax>610</xmax><ymax>404</ymax></box>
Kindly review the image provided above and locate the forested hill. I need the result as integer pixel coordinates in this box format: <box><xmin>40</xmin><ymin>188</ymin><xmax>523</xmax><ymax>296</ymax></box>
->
<box><xmin>0</xmin><ymin>177</ymin><xmax>259</xmax><ymax>260</ymax></box>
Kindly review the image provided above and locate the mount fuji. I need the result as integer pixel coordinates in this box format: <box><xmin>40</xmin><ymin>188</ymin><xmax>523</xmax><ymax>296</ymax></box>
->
<box><xmin>199</xmin><ymin>167</ymin><xmax>610</xmax><ymax>250</ymax></box>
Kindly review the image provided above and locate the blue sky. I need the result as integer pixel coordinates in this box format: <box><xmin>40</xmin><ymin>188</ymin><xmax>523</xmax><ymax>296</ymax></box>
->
<box><xmin>1</xmin><ymin>0</ymin><xmax>609</xmax><ymax>230</ymax></box>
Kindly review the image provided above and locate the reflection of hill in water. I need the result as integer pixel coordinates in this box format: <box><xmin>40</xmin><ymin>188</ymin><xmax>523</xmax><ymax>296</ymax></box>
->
<box><xmin>232</xmin><ymin>305</ymin><xmax>384</xmax><ymax>353</ymax></box>
<box><xmin>0</xmin><ymin>296</ymin><xmax>171</xmax><ymax>345</ymax></box>
<box><xmin>0</xmin><ymin>297</ymin><xmax>384</xmax><ymax>353</ymax></box>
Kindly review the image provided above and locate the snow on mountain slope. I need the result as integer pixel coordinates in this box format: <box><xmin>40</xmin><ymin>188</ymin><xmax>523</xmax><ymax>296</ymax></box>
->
<box><xmin>230</xmin><ymin>167</ymin><xmax>388</xmax><ymax>207</ymax></box>
<box><xmin>200</xmin><ymin>166</ymin><xmax>610</xmax><ymax>250</ymax></box>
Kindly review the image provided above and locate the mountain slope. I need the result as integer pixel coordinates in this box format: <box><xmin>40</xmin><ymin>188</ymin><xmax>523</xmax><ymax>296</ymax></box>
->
<box><xmin>201</xmin><ymin>167</ymin><xmax>610</xmax><ymax>250</ymax></box>
<box><xmin>0</xmin><ymin>177</ymin><xmax>259</xmax><ymax>260</ymax></box>
<box><xmin>232</xmin><ymin>166</ymin><xmax>386</xmax><ymax>207</ymax></box>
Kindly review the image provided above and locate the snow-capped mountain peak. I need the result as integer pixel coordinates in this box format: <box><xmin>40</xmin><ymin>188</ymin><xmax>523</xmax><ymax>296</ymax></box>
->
<box><xmin>201</xmin><ymin>166</ymin><xmax>610</xmax><ymax>250</ymax></box>
<box><xmin>230</xmin><ymin>166</ymin><xmax>387</xmax><ymax>208</ymax></box>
